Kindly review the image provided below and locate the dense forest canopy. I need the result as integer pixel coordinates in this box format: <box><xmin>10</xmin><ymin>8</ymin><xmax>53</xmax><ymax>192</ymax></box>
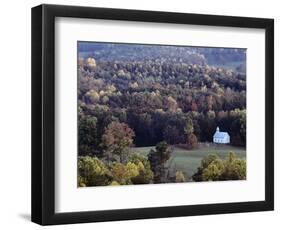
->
<box><xmin>77</xmin><ymin>42</ymin><xmax>246</xmax><ymax>186</ymax></box>
<box><xmin>78</xmin><ymin>42</ymin><xmax>246</xmax><ymax>150</ymax></box>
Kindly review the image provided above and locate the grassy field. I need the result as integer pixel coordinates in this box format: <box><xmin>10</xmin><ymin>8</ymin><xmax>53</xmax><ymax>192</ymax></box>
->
<box><xmin>131</xmin><ymin>143</ymin><xmax>246</xmax><ymax>180</ymax></box>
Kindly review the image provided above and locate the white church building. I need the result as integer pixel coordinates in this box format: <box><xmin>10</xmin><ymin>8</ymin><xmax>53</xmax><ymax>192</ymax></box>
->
<box><xmin>213</xmin><ymin>127</ymin><xmax>230</xmax><ymax>144</ymax></box>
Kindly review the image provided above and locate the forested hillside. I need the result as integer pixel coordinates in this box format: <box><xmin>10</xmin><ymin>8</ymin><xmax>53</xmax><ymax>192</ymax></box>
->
<box><xmin>77</xmin><ymin>42</ymin><xmax>246</xmax><ymax>186</ymax></box>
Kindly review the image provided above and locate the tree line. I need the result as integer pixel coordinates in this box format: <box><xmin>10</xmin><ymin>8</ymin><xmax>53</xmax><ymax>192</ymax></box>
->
<box><xmin>79</xmin><ymin>56</ymin><xmax>246</xmax><ymax>155</ymax></box>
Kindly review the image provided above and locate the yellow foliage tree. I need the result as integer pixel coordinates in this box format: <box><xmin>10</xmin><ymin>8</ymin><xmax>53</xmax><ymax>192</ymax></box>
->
<box><xmin>175</xmin><ymin>171</ymin><xmax>186</xmax><ymax>183</ymax></box>
<box><xmin>86</xmin><ymin>57</ymin><xmax>96</xmax><ymax>69</ymax></box>
<box><xmin>85</xmin><ymin>89</ymin><xmax>100</xmax><ymax>103</ymax></box>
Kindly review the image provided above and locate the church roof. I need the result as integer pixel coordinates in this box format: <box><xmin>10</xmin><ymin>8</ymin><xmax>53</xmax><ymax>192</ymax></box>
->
<box><xmin>214</xmin><ymin>131</ymin><xmax>229</xmax><ymax>139</ymax></box>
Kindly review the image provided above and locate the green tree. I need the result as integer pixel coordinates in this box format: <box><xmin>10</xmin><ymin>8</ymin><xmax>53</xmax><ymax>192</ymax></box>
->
<box><xmin>202</xmin><ymin>158</ymin><xmax>225</xmax><ymax>181</ymax></box>
<box><xmin>230</xmin><ymin>109</ymin><xmax>246</xmax><ymax>146</ymax></box>
<box><xmin>148</xmin><ymin>141</ymin><xmax>171</xmax><ymax>183</ymax></box>
<box><xmin>78</xmin><ymin>156</ymin><xmax>112</xmax><ymax>186</ymax></box>
<box><xmin>192</xmin><ymin>154</ymin><xmax>218</xmax><ymax>181</ymax></box>
<box><xmin>175</xmin><ymin>171</ymin><xmax>186</xmax><ymax>183</ymax></box>
<box><xmin>111</xmin><ymin>162</ymin><xmax>137</xmax><ymax>185</ymax></box>
<box><xmin>110</xmin><ymin>181</ymin><xmax>120</xmax><ymax>186</ymax></box>
<box><xmin>110</xmin><ymin>159</ymin><xmax>153</xmax><ymax>185</ymax></box>
<box><xmin>78</xmin><ymin>116</ymin><xmax>98</xmax><ymax>156</ymax></box>
<box><xmin>192</xmin><ymin>153</ymin><xmax>246</xmax><ymax>182</ymax></box>
<box><xmin>184</xmin><ymin>117</ymin><xmax>194</xmax><ymax>135</ymax></box>
<box><xmin>184</xmin><ymin>117</ymin><xmax>198</xmax><ymax>149</ymax></box>
<box><xmin>129</xmin><ymin>154</ymin><xmax>154</xmax><ymax>184</ymax></box>
<box><xmin>220</xmin><ymin>152</ymin><xmax>246</xmax><ymax>180</ymax></box>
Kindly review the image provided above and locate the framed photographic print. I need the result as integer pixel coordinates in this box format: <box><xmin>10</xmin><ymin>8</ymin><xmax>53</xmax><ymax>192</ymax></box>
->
<box><xmin>31</xmin><ymin>4</ymin><xmax>274</xmax><ymax>225</ymax></box>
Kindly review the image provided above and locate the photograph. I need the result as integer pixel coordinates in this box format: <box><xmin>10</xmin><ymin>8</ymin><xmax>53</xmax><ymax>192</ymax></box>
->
<box><xmin>30</xmin><ymin>3</ymin><xmax>274</xmax><ymax>225</ymax></box>
<box><xmin>77</xmin><ymin>42</ymin><xmax>247</xmax><ymax>187</ymax></box>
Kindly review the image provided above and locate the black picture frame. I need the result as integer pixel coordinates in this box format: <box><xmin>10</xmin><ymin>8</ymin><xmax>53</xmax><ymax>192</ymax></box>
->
<box><xmin>31</xmin><ymin>4</ymin><xmax>274</xmax><ymax>225</ymax></box>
